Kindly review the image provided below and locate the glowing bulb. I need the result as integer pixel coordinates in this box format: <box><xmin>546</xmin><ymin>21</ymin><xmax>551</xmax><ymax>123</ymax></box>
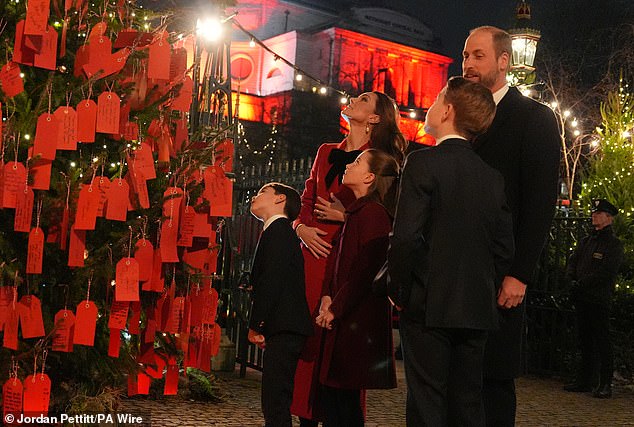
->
<box><xmin>550</xmin><ymin>101</ymin><xmax>558</xmax><ymax>109</ymax></box>
<box><xmin>571</xmin><ymin>119</ymin><xmax>578</xmax><ymax>127</ymax></box>
<box><xmin>196</xmin><ymin>17</ymin><xmax>223</xmax><ymax>42</ymax></box>
<box><xmin>319</xmin><ymin>87</ymin><xmax>327</xmax><ymax>95</ymax></box>
<box><xmin>409</xmin><ymin>111</ymin><xmax>417</xmax><ymax>119</ymax></box>
<box><xmin>92</xmin><ymin>157</ymin><xmax>99</xmax><ymax>163</ymax></box>
<box><xmin>110</xmin><ymin>163</ymin><xmax>116</xmax><ymax>168</ymax></box>
<box><xmin>623</xmin><ymin>130</ymin><xmax>631</xmax><ymax>138</ymax></box>
<box><xmin>573</xmin><ymin>130</ymin><xmax>580</xmax><ymax>136</ymax></box>
<box><xmin>340</xmin><ymin>97</ymin><xmax>348</xmax><ymax>104</ymax></box>
<box><xmin>24</xmin><ymin>134</ymin><xmax>30</xmax><ymax>140</ymax></box>
<box><xmin>70</xmin><ymin>161</ymin><xmax>77</xmax><ymax>168</ymax></box>
<box><xmin>563</xmin><ymin>110</ymin><xmax>571</xmax><ymax>118</ymax></box>
<box><xmin>295</xmin><ymin>74</ymin><xmax>303</xmax><ymax>81</ymax></box>
<box><xmin>20</xmin><ymin>73</ymin><xmax>25</xmax><ymax>78</ymax></box>
<box><xmin>249</xmin><ymin>38</ymin><xmax>256</xmax><ymax>48</ymax></box>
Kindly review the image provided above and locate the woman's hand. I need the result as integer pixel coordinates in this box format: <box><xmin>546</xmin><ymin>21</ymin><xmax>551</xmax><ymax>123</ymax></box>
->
<box><xmin>296</xmin><ymin>224</ymin><xmax>332</xmax><ymax>258</ymax></box>
<box><xmin>314</xmin><ymin>193</ymin><xmax>345</xmax><ymax>223</ymax></box>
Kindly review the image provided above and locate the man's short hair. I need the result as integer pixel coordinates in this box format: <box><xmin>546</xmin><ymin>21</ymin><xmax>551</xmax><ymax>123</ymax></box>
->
<box><xmin>470</xmin><ymin>26</ymin><xmax>512</xmax><ymax>62</ymax></box>
<box><xmin>262</xmin><ymin>182</ymin><xmax>301</xmax><ymax>221</ymax></box>
<box><xmin>444</xmin><ymin>76</ymin><xmax>496</xmax><ymax>140</ymax></box>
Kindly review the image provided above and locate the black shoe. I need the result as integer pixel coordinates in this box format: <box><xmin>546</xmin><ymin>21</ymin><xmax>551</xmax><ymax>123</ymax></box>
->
<box><xmin>564</xmin><ymin>382</ymin><xmax>593</xmax><ymax>392</ymax></box>
<box><xmin>592</xmin><ymin>384</ymin><xmax>612</xmax><ymax>398</ymax></box>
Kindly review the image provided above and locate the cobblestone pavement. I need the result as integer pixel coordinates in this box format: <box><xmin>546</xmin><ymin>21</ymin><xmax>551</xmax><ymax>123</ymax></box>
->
<box><xmin>121</xmin><ymin>360</ymin><xmax>634</xmax><ymax>426</ymax></box>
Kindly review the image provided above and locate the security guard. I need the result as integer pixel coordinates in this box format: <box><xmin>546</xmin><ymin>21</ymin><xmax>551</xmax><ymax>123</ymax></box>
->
<box><xmin>564</xmin><ymin>199</ymin><xmax>624</xmax><ymax>398</ymax></box>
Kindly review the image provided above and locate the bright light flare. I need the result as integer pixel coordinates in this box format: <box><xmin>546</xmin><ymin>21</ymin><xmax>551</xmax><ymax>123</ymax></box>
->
<box><xmin>197</xmin><ymin>17</ymin><xmax>223</xmax><ymax>42</ymax></box>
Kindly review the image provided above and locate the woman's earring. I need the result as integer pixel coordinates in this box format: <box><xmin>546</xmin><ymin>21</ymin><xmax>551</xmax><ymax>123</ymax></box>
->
<box><xmin>365</xmin><ymin>123</ymin><xmax>370</xmax><ymax>134</ymax></box>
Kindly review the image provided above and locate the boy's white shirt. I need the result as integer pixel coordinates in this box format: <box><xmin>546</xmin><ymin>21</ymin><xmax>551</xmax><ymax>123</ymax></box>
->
<box><xmin>263</xmin><ymin>214</ymin><xmax>288</xmax><ymax>230</ymax></box>
<box><xmin>436</xmin><ymin>134</ymin><xmax>467</xmax><ymax>144</ymax></box>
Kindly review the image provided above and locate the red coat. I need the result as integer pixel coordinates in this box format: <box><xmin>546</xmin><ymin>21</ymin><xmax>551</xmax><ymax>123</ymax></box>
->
<box><xmin>319</xmin><ymin>197</ymin><xmax>397</xmax><ymax>390</ymax></box>
<box><xmin>291</xmin><ymin>141</ymin><xmax>367</xmax><ymax>419</ymax></box>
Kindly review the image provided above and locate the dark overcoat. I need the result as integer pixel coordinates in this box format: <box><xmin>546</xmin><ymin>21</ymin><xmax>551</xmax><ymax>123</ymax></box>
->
<box><xmin>474</xmin><ymin>87</ymin><xmax>561</xmax><ymax>379</ymax></box>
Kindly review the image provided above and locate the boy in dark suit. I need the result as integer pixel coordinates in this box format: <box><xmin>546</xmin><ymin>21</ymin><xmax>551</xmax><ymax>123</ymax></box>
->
<box><xmin>249</xmin><ymin>182</ymin><xmax>313</xmax><ymax>427</ymax></box>
<box><xmin>387</xmin><ymin>77</ymin><xmax>515</xmax><ymax>426</ymax></box>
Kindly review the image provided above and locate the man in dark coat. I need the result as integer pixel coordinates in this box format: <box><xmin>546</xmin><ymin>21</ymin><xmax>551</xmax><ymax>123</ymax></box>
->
<box><xmin>564</xmin><ymin>199</ymin><xmax>624</xmax><ymax>398</ymax></box>
<box><xmin>462</xmin><ymin>26</ymin><xmax>561</xmax><ymax>426</ymax></box>
<box><xmin>248</xmin><ymin>182</ymin><xmax>313</xmax><ymax>427</ymax></box>
<box><xmin>388</xmin><ymin>77</ymin><xmax>515</xmax><ymax>426</ymax></box>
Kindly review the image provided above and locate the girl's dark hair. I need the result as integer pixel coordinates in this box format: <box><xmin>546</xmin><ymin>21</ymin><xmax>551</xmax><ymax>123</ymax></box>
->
<box><xmin>370</xmin><ymin>92</ymin><xmax>408</xmax><ymax>165</ymax></box>
<box><xmin>364</xmin><ymin>148</ymin><xmax>400</xmax><ymax>217</ymax></box>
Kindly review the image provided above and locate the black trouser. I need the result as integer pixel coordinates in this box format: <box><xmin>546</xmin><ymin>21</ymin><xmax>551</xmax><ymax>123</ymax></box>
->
<box><xmin>576</xmin><ymin>300</ymin><xmax>613</xmax><ymax>387</ymax></box>
<box><xmin>482</xmin><ymin>378</ymin><xmax>515</xmax><ymax>427</ymax></box>
<box><xmin>262</xmin><ymin>333</ymin><xmax>306</xmax><ymax>427</ymax></box>
<box><xmin>321</xmin><ymin>386</ymin><xmax>363</xmax><ymax>427</ymax></box>
<box><xmin>400</xmin><ymin>317</ymin><xmax>488</xmax><ymax>427</ymax></box>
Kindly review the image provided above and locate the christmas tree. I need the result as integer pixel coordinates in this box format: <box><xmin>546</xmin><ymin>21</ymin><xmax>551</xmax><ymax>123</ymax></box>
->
<box><xmin>1</xmin><ymin>0</ymin><xmax>234</xmax><ymax>414</ymax></box>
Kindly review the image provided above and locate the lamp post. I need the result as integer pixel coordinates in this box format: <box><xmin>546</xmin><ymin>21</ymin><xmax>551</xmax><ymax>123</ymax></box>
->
<box><xmin>508</xmin><ymin>1</ymin><xmax>541</xmax><ymax>86</ymax></box>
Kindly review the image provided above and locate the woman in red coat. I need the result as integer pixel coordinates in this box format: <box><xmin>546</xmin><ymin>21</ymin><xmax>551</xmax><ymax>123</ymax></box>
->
<box><xmin>316</xmin><ymin>149</ymin><xmax>399</xmax><ymax>426</ymax></box>
<box><xmin>292</xmin><ymin>92</ymin><xmax>406</xmax><ymax>425</ymax></box>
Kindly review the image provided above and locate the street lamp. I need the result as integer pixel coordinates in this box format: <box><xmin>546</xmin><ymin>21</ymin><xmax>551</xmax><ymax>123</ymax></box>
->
<box><xmin>508</xmin><ymin>1</ymin><xmax>541</xmax><ymax>86</ymax></box>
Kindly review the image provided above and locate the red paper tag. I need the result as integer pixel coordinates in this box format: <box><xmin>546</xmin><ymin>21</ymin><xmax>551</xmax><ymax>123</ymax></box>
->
<box><xmin>74</xmin><ymin>184</ymin><xmax>100</xmax><ymax>230</ymax></box>
<box><xmin>0</xmin><ymin>287</ymin><xmax>14</xmax><ymax>331</ymax></box>
<box><xmin>177</xmin><ymin>205</ymin><xmax>196</xmax><ymax>247</ymax></box>
<box><xmin>27</xmin><ymin>227</ymin><xmax>45</xmax><ymax>274</ymax></box>
<box><xmin>174</xmin><ymin>115</ymin><xmax>189</xmax><ymax>152</ymax></box>
<box><xmin>2</xmin><ymin>377</ymin><xmax>23</xmax><ymax>417</ymax></box>
<box><xmin>205</xmin><ymin>166</ymin><xmax>233</xmax><ymax>217</ymax></box>
<box><xmin>193</xmin><ymin>211</ymin><xmax>212</xmax><ymax>238</ymax></box>
<box><xmin>0</xmin><ymin>62</ymin><xmax>25</xmax><ymax>97</ymax></box>
<box><xmin>68</xmin><ymin>225</ymin><xmax>86</xmax><ymax>267</ymax></box>
<box><xmin>52</xmin><ymin>309</ymin><xmax>75</xmax><ymax>352</ymax></box>
<box><xmin>54</xmin><ymin>106</ymin><xmax>78</xmax><ymax>150</ymax></box>
<box><xmin>215</xmin><ymin>139</ymin><xmax>234</xmax><ymax>172</ymax></box>
<box><xmin>76</xmin><ymin>99</ymin><xmax>97</xmax><ymax>143</ymax></box>
<box><xmin>105</xmin><ymin>178</ymin><xmax>129</xmax><ymax>221</ymax></box>
<box><xmin>160</xmin><ymin>221</ymin><xmax>179</xmax><ymax>263</ymax></box>
<box><xmin>92</xmin><ymin>176</ymin><xmax>111</xmax><ymax>217</ymax></box>
<box><xmin>84</xmin><ymin>36</ymin><xmax>113</xmax><ymax>78</ymax></box>
<box><xmin>122</xmin><ymin>121</ymin><xmax>139</xmax><ymax>141</ymax></box>
<box><xmin>115</xmin><ymin>258</ymin><xmax>140</xmax><ymax>301</ymax></box>
<box><xmin>148</xmin><ymin>248</ymin><xmax>164</xmax><ymax>292</ymax></box>
<box><xmin>108</xmin><ymin>329</ymin><xmax>122</xmax><ymax>358</ymax></box>
<box><xmin>132</xmin><ymin>142</ymin><xmax>156</xmax><ymax>180</ymax></box>
<box><xmin>33</xmin><ymin>26</ymin><xmax>58</xmax><ymax>70</ymax></box>
<box><xmin>73</xmin><ymin>44</ymin><xmax>90</xmax><ymax>77</ymax></box>
<box><xmin>114</xmin><ymin>29</ymin><xmax>138</xmax><ymax>48</ymax></box>
<box><xmin>3</xmin><ymin>304</ymin><xmax>19</xmax><ymax>350</ymax></box>
<box><xmin>128</xmin><ymin>302</ymin><xmax>141</xmax><ymax>335</ymax></box>
<box><xmin>14</xmin><ymin>184</ymin><xmax>35</xmax><ymax>232</ymax></box>
<box><xmin>148</xmin><ymin>39</ymin><xmax>171</xmax><ymax>80</ymax></box>
<box><xmin>169</xmin><ymin>47</ymin><xmax>188</xmax><ymax>81</ymax></box>
<box><xmin>201</xmin><ymin>287</ymin><xmax>219</xmax><ymax>325</ymax></box>
<box><xmin>74</xmin><ymin>300</ymin><xmax>98</xmax><ymax>346</ymax></box>
<box><xmin>24</xmin><ymin>0</ymin><xmax>51</xmax><ymax>36</ymax></box>
<box><xmin>30</xmin><ymin>158</ymin><xmax>52</xmax><ymax>190</ymax></box>
<box><xmin>19</xmin><ymin>295</ymin><xmax>45</xmax><ymax>338</ymax></box>
<box><xmin>164</xmin><ymin>296</ymin><xmax>185</xmax><ymax>334</ymax></box>
<box><xmin>164</xmin><ymin>359</ymin><xmax>179</xmax><ymax>395</ymax></box>
<box><xmin>33</xmin><ymin>113</ymin><xmax>59</xmax><ymax>160</ymax></box>
<box><xmin>22</xmin><ymin>374</ymin><xmax>51</xmax><ymax>415</ymax></box>
<box><xmin>137</xmin><ymin>372</ymin><xmax>150</xmax><ymax>395</ymax></box>
<box><xmin>2</xmin><ymin>162</ymin><xmax>25</xmax><ymax>208</ymax></box>
<box><xmin>134</xmin><ymin>239</ymin><xmax>154</xmax><ymax>282</ymax></box>
<box><xmin>96</xmin><ymin>91</ymin><xmax>120</xmax><ymax>134</ymax></box>
<box><xmin>108</xmin><ymin>300</ymin><xmax>129</xmax><ymax>330</ymax></box>
<box><xmin>129</xmin><ymin>169</ymin><xmax>150</xmax><ymax>209</ymax></box>
<box><xmin>13</xmin><ymin>20</ymin><xmax>35</xmax><ymax>66</ymax></box>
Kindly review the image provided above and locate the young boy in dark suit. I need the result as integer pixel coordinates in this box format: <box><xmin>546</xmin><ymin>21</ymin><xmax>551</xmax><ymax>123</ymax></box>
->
<box><xmin>248</xmin><ymin>182</ymin><xmax>313</xmax><ymax>427</ymax></box>
<box><xmin>387</xmin><ymin>77</ymin><xmax>515</xmax><ymax>426</ymax></box>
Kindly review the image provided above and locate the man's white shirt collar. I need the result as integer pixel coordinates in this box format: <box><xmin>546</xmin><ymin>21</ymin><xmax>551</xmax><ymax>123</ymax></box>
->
<box><xmin>492</xmin><ymin>84</ymin><xmax>510</xmax><ymax>105</ymax></box>
<box><xmin>436</xmin><ymin>134</ymin><xmax>467</xmax><ymax>144</ymax></box>
<box><xmin>263</xmin><ymin>214</ymin><xmax>287</xmax><ymax>230</ymax></box>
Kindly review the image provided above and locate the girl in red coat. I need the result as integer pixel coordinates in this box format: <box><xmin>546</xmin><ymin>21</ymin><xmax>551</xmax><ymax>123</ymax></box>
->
<box><xmin>292</xmin><ymin>93</ymin><xmax>406</xmax><ymax>426</ymax></box>
<box><xmin>316</xmin><ymin>149</ymin><xmax>399</xmax><ymax>426</ymax></box>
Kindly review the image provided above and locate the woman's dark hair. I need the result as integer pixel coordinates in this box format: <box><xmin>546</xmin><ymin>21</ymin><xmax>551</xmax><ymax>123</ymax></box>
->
<box><xmin>364</xmin><ymin>149</ymin><xmax>400</xmax><ymax>217</ymax></box>
<box><xmin>369</xmin><ymin>92</ymin><xmax>408</xmax><ymax>165</ymax></box>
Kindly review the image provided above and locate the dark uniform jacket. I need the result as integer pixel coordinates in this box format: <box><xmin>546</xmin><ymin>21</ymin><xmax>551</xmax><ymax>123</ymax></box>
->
<box><xmin>567</xmin><ymin>225</ymin><xmax>624</xmax><ymax>307</ymax></box>
<box><xmin>248</xmin><ymin>217</ymin><xmax>313</xmax><ymax>338</ymax></box>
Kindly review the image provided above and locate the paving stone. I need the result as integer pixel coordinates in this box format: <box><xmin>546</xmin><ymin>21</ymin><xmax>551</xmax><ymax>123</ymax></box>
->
<box><xmin>120</xmin><ymin>360</ymin><xmax>634</xmax><ymax>426</ymax></box>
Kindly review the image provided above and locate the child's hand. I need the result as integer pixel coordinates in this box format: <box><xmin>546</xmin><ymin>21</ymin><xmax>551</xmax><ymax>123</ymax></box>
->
<box><xmin>315</xmin><ymin>309</ymin><xmax>335</xmax><ymax>330</ymax></box>
<box><xmin>248</xmin><ymin>329</ymin><xmax>266</xmax><ymax>349</ymax></box>
<box><xmin>319</xmin><ymin>295</ymin><xmax>332</xmax><ymax>315</ymax></box>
